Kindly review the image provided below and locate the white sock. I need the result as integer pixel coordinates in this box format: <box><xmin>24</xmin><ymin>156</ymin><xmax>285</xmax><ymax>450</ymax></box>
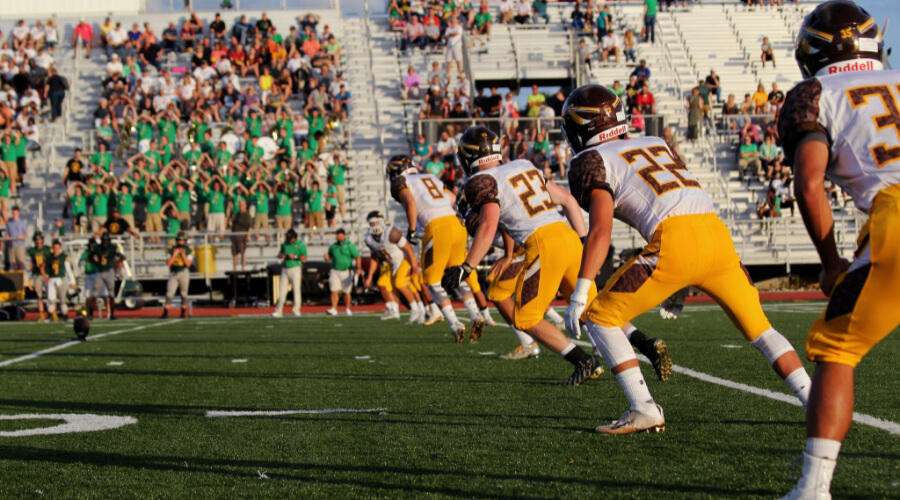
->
<box><xmin>545</xmin><ymin>307</ymin><xmax>563</xmax><ymax>323</ymax></box>
<box><xmin>785</xmin><ymin>367</ymin><xmax>811</xmax><ymax>408</ymax></box>
<box><xmin>441</xmin><ymin>304</ymin><xmax>460</xmax><ymax>327</ymax></box>
<box><xmin>463</xmin><ymin>298</ymin><xmax>482</xmax><ymax>321</ymax></box>
<box><xmin>615</xmin><ymin>367</ymin><xmax>658</xmax><ymax>415</ymax></box>
<box><xmin>480</xmin><ymin>307</ymin><xmax>493</xmax><ymax>323</ymax></box>
<box><xmin>560</xmin><ymin>342</ymin><xmax>576</xmax><ymax>357</ymax></box>
<box><xmin>623</xmin><ymin>324</ymin><xmax>637</xmax><ymax>339</ymax></box>
<box><xmin>386</xmin><ymin>301</ymin><xmax>397</xmax><ymax>314</ymax></box>
<box><xmin>429</xmin><ymin>303</ymin><xmax>441</xmax><ymax>316</ymax></box>
<box><xmin>415</xmin><ymin>301</ymin><xmax>425</xmax><ymax>315</ymax></box>
<box><xmin>513</xmin><ymin>328</ymin><xmax>534</xmax><ymax>347</ymax></box>
<box><xmin>806</xmin><ymin>437</ymin><xmax>841</xmax><ymax>460</ymax></box>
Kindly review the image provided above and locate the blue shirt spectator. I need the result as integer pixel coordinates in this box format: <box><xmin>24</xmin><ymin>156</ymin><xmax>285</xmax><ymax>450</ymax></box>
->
<box><xmin>7</xmin><ymin>217</ymin><xmax>26</xmax><ymax>248</ymax></box>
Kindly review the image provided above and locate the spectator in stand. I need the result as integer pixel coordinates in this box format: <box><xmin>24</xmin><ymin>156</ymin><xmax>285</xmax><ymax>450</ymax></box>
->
<box><xmin>473</xmin><ymin>5</ymin><xmax>492</xmax><ymax>43</ymax></box>
<box><xmin>499</xmin><ymin>0</ymin><xmax>514</xmax><ymax>24</ymax></box>
<box><xmin>622</xmin><ymin>29</ymin><xmax>637</xmax><ymax>63</ymax></box>
<box><xmin>579</xmin><ymin>39</ymin><xmax>593</xmax><ymax>76</ymax></box>
<box><xmin>643</xmin><ymin>0</ymin><xmax>658</xmax><ymax>43</ymax></box>
<box><xmin>72</xmin><ymin>18</ymin><xmax>94</xmax><ymax>59</ymax></box>
<box><xmin>423</xmin><ymin>13</ymin><xmax>442</xmax><ymax>50</ymax></box>
<box><xmin>436</xmin><ymin>129</ymin><xmax>457</xmax><ymax>164</ymax></box>
<box><xmin>533</xmin><ymin>0</ymin><xmax>550</xmax><ymax>24</ymax></box>
<box><xmin>161</xmin><ymin>22</ymin><xmax>179</xmax><ymax>54</ymax></box>
<box><xmin>501</xmin><ymin>92</ymin><xmax>520</xmax><ymax>138</ymax></box>
<box><xmin>752</xmin><ymin>83</ymin><xmax>768</xmax><ymax>114</ymax></box>
<box><xmin>705</xmin><ymin>69</ymin><xmax>721</xmax><ymax>102</ymax></box>
<box><xmin>230</xmin><ymin>199</ymin><xmax>251</xmax><ymax>272</ymax></box>
<box><xmin>402</xmin><ymin>15</ymin><xmax>426</xmax><ymax>53</ymax></box>
<box><xmin>738</xmin><ymin>134</ymin><xmax>761</xmax><ymax>185</ymax></box>
<box><xmin>6</xmin><ymin>206</ymin><xmax>27</xmax><ymax>270</ymax></box>
<box><xmin>686</xmin><ymin>86</ymin><xmax>702</xmax><ymax>143</ymax></box>
<box><xmin>760</xmin><ymin>132</ymin><xmax>782</xmax><ymax>180</ymax></box>
<box><xmin>444</xmin><ymin>17</ymin><xmax>464</xmax><ymax>75</ymax></box>
<box><xmin>601</xmin><ymin>31</ymin><xmax>620</xmax><ymax>63</ymax></box>
<box><xmin>529</xmin><ymin>128</ymin><xmax>549</xmax><ymax>172</ymax></box>
<box><xmin>571</xmin><ymin>2</ymin><xmax>587</xmax><ymax>31</ymax></box>
<box><xmin>12</xmin><ymin>21</ymin><xmax>30</xmax><ymax>51</ymax></box>
<box><xmin>44</xmin><ymin>67</ymin><xmax>68</xmax><ymax>123</ymax></box>
<box><xmin>767</xmin><ymin>82</ymin><xmax>784</xmax><ymax>110</ymax></box>
<box><xmin>760</xmin><ymin>36</ymin><xmax>775</xmax><ymax>68</ymax></box>
<box><xmin>636</xmin><ymin>84</ymin><xmax>656</xmax><ymax>115</ymax></box>
<box><xmin>107</xmin><ymin>22</ymin><xmax>128</xmax><ymax>61</ymax></box>
<box><xmin>526</xmin><ymin>84</ymin><xmax>545</xmax><ymax>120</ymax></box>
<box><xmin>548</xmin><ymin>142</ymin><xmax>568</xmax><ymax>179</ymax></box>
<box><xmin>514</xmin><ymin>0</ymin><xmax>532</xmax><ymax>24</ymax></box>
<box><xmin>210</xmin><ymin>13</ymin><xmax>227</xmax><ymax>43</ymax></box>
<box><xmin>631</xmin><ymin>59</ymin><xmax>651</xmax><ymax>84</ymax></box>
<box><xmin>413</xmin><ymin>134</ymin><xmax>432</xmax><ymax>165</ymax></box>
<box><xmin>401</xmin><ymin>66</ymin><xmax>421</xmax><ymax>100</ymax></box>
<box><xmin>757</xmin><ymin>187</ymin><xmax>780</xmax><ymax>219</ymax></box>
<box><xmin>722</xmin><ymin>93</ymin><xmax>740</xmax><ymax>131</ymax></box>
<box><xmin>739</xmin><ymin>117</ymin><xmax>761</xmax><ymax>145</ymax></box>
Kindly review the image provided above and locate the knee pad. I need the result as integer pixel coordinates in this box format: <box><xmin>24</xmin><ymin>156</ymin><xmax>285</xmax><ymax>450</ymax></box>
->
<box><xmin>586</xmin><ymin>320</ymin><xmax>637</xmax><ymax>370</ymax></box>
<box><xmin>749</xmin><ymin>328</ymin><xmax>796</xmax><ymax>365</ymax></box>
<box><xmin>428</xmin><ymin>283</ymin><xmax>450</xmax><ymax>304</ymax></box>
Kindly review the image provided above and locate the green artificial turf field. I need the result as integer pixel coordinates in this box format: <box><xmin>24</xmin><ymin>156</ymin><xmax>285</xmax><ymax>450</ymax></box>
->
<box><xmin>0</xmin><ymin>303</ymin><xmax>897</xmax><ymax>499</ymax></box>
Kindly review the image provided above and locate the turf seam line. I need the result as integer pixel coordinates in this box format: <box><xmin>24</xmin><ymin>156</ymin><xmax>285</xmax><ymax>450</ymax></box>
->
<box><xmin>0</xmin><ymin>319</ymin><xmax>182</xmax><ymax>369</ymax></box>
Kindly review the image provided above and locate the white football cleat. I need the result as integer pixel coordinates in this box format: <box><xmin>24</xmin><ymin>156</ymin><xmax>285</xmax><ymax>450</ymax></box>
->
<box><xmin>326</xmin><ymin>308</ymin><xmax>338</xmax><ymax>316</ymax></box>
<box><xmin>380</xmin><ymin>310</ymin><xmax>398</xmax><ymax>320</ymax></box>
<box><xmin>484</xmin><ymin>316</ymin><xmax>498</xmax><ymax>327</ymax></box>
<box><xmin>345</xmin><ymin>308</ymin><xmax>353</xmax><ymax>316</ymax></box>
<box><xmin>407</xmin><ymin>309</ymin><xmax>421</xmax><ymax>323</ymax></box>
<box><xmin>596</xmin><ymin>405</ymin><xmax>665</xmax><ymax>435</ymax></box>
<box><xmin>271</xmin><ymin>311</ymin><xmax>283</xmax><ymax>318</ymax></box>
<box><xmin>292</xmin><ymin>312</ymin><xmax>302</xmax><ymax>317</ymax></box>
<box><xmin>424</xmin><ymin>311</ymin><xmax>444</xmax><ymax>326</ymax></box>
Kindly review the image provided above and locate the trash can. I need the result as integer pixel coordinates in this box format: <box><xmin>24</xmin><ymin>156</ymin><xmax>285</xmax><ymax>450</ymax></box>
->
<box><xmin>195</xmin><ymin>245</ymin><xmax>217</xmax><ymax>275</ymax></box>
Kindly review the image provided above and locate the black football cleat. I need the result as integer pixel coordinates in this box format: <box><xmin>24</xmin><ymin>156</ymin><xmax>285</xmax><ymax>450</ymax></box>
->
<box><xmin>557</xmin><ymin>357</ymin><xmax>604</xmax><ymax>386</ymax></box>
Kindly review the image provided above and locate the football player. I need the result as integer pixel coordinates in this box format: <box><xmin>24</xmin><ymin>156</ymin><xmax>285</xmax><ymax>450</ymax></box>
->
<box><xmin>388</xmin><ymin>154</ymin><xmax>486</xmax><ymax>342</ymax></box>
<box><xmin>362</xmin><ymin>210</ymin><xmax>429</xmax><ymax>324</ymax></box>
<box><xmin>89</xmin><ymin>233</ymin><xmax>126</xmax><ymax>320</ymax></box>
<box><xmin>778</xmin><ymin>3</ymin><xmax>895</xmax><ymax>498</ymax></box>
<box><xmin>443</xmin><ymin>125</ymin><xmax>603</xmax><ymax>386</ymax></box>
<box><xmin>561</xmin><ymin>84</ymin><xmax>811</xmax><ymax>434</ymax></box>
<box><xmin>45</xmin><ymin>239</ymin><xmax>75</xmax><ymax>322</ymax></box>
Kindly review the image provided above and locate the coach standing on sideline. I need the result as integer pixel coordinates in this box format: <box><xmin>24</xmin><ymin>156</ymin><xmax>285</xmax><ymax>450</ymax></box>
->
<box><xmin>161</xmin><ymin>232</ymin><xmax>193</xmax><ymax>319</ymax></box>
<box><xmin>325</xmin><ymin>228</ymin><xmax>360</xmax><ymax>316</ymax></box>
<box><xmin>6</xmin><ymin>207</ymin><xmax>27</xmax><ymax>270</ymax></box>
<box><xmin>272</xmin><ymin>229</ymin><xmax>307</xmax><ymax>318</ymax></box>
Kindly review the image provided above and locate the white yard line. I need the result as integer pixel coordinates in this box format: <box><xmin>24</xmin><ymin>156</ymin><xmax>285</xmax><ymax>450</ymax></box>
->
<box><xmin>0</xmin><ymin>319</ymin><xmax>181</xmax><ymax>369</ymax></box>
<box><xmin>206</xmin><ymin>408</ymin><xmax>387</xmax><ymax>418</ymax></box>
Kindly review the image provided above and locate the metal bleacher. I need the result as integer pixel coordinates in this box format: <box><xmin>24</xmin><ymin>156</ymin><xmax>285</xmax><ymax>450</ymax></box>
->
<box><xmin>7</xmin><ymin>0</ymin><xmax>867</xmax><ymax>282</ymax></box>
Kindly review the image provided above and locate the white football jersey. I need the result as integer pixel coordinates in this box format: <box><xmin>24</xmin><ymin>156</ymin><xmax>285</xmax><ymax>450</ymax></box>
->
<box><xmin>364</xmin><ymin>226</ymin><xmax>408</xmax><ymax>273</ymax></box>
<box><xmin>779</xmin><ymin>69</ymin><xmax>900</xmax><ymax>214</ymax></box>
<box><xmin>390</xmin><ymin>173</ymin><xmax>457</xmax><ymax>229</ymax></box>
<box><xmin>568</xmin><ymin>136</ymin><xmax>715</xmax><ymax>242</ymax></box>
<box><xmin>465</xmin><ymin>160</ymin><xmax>566</xmax><ymax>245</ymax></box>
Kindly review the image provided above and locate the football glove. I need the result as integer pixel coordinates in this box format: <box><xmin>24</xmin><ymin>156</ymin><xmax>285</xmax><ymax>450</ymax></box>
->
<box><xmin>565</xmin><ymin>278</ymin><xmax>592</xmax><ymax>339</ymax></box>
<box><xmin>406</xmin><ymin>227</ymin><xmax>421</xmax><ymax>246</ymax></box>
<box><xmin>442</xmin><ymin>262</ymin><xmax>474</xmax><ymax>295</ymax></box>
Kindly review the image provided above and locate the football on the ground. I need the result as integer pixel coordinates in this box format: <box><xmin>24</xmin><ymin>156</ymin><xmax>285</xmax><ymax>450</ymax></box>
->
<box><xmin>73</xmin><ymin>311</ymin><xmax>90</xmax><ymax>340</ymax></box>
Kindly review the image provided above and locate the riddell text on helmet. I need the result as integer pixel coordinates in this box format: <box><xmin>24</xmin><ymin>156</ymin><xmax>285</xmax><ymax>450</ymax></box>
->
<box><xmin>827</xmin><ymin>60</ymin><xmax>880</xmax><ymax>74</ymax></box>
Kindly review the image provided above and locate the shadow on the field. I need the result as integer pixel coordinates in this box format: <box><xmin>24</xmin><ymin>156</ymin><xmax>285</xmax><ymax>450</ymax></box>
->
<box><xmin>0</xmin><ymin>445</ymin><xmax>780</xmax><ymax>498</ymax></box>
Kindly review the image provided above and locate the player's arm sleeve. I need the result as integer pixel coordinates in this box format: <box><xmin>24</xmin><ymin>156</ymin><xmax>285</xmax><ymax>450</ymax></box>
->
<box><xmin>464</xmin><ymin>174</ymin><xmax>499</xmax><ymax>213</ymax></box>
<box><xmin>778</xmin><ymin>78</ymin><xmax>829</xmax><ymax>168</ymax></box>
<box><xmin>566</xmin><ymin>149</ymin><xmax>613</xmax><ymax>211</ymax></box>
<box><xmin>389</xmin><ymin>176</ymin><xmax>409</xmax><ymax>202</ymax></box>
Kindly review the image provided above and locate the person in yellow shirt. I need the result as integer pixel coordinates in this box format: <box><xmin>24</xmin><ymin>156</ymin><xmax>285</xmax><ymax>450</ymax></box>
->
<box><xmin>752</xmin><ymin>83</ymin><xmax>769</xmax><ymax>114</ymax></box>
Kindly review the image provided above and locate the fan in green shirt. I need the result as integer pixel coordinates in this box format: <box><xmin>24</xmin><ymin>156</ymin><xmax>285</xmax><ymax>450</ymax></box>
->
<box><xmin>327</xmin><ymin>161</ymin><xmax>346</xmax><ymax>186</ymax></box>
<box><xmin>475</xmin><ymin>10</ymin><xmax>492</xmax><ymax>27</ymax></box>
<box><xmin>70</xmin><ymin>190</ymin><xmax>88</xmax><ymax>217</ymax></box>
<box><xmin>191</xmin><ymin>119</ymin><xmax>208</xmax><ymax>144</ymax></box>
<box><xmin>136</xmin><ymin>120</ymin><xmax>154</xmax><ymax>142</ymax></box>
<box><xmin>90</xmin><ymin>149</ymin><xmax>114</xmax><ymax>172</ymax></box>
<box><xmin>297</xmin><ymin>141</ymin><xmax>315</xmax><ymax>163</ymax></box>
<box><xmin>116</xmin><ymin>185</ymin><xmax>135</xmax><ymax>216</ymax></box>
<box><xmin>208</xmin><ymin>185</ymin><xmax>227</xmax><ymax>214</ymax></box>
<box><xmin>246</xmin><ymin>138</ymin><xmax>265</xmax><ymax>165</ymax></box>
<box><xmin>424</xmin><ymin>157</ymin><xmax>444</xmax><ymax>177</ymax></box>
<box><xmin>253</xmin><ymin>189</ymin><xmax>270</xmax><ymax>215</ymax></box>
<box><xmin>246</xmin><ymin>111</ymin><xmax>263</xmax><ymax>138</ymax></box>
<box><xmin>0</xmin><ymin>136</ymin><xmax>17</xmax><ymax>162</ymax></box>
<box><xmin>158</xmin><ymin>118</ymin><xmax>177</xmax><ymax>145</ymax></box>
<box><xmin>13</xmin><ymin>134</ymin><xmax>25</xmax><ymax>159</ymax></box>
<box><xmin>214</xmin><ymin>148</ymin><xmax>232</xmax><ymax>167</ymax></box>
<box><xmin>89</xmin><ymin>187</ymin><xmax>110</xmax><ymax>217</ymax></box>
<box><xmin>275</xmin><ymin>189</ymin><xmax>293</xmax><ymax>217</ymax></box>
<box><xmin>275</xmin><ymin>116</ymin><xmax>294</xmax><ymax>139</ymax></box>
<box><xmin>305</xmin><ymin>186</ymin><xmax>323</xmax><ymax>213</ymax></box>
<box><xmin>183</xmin><ymin>144</ymin><xmax>203</xmax><ymax>166</ymax></box>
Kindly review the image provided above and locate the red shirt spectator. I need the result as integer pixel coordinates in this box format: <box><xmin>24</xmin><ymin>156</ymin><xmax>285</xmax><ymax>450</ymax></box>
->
<box><xmin>636</xmin><ymin>86</ymin><xmax>656</xmax><ymax>115</ymax></box>
<box><xmin>73</xmin><ymin>21</ymin><xmax>94</xmax><ymax>44</ymax></box>
<box><xmin>301</xmin><ymin>37</ymin><xmax>320</xmax><ymax>58</ymax></box>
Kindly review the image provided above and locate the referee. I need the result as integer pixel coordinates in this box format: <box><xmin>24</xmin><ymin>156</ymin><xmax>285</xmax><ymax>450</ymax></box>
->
<box><xmin>161</xmin><ymin>232</ymin><xmax>193</xmax><ymax>319</ymax></box>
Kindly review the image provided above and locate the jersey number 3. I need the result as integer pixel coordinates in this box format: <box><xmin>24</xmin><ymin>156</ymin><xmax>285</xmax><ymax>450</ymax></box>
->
<box><xmin>509</xmin><ymin>169</ymin><xmax>554</xmax><ymax>217</ymax></box>
<box><xmin>621</xmin><ymin>146</ymin><xmax>700</xmax><ymax>196</ymax></box>
<box><xmin>846</xmin><ymin>84</ymin><xmax>900</xmax><ymax>168</ymax></box>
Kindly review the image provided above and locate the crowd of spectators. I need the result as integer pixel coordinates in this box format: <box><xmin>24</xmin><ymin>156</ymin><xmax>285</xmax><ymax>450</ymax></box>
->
<box><xmin>54</xmin><ymin>11</ymin><xmax>352</xmax><ymax>254</ymax></box>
